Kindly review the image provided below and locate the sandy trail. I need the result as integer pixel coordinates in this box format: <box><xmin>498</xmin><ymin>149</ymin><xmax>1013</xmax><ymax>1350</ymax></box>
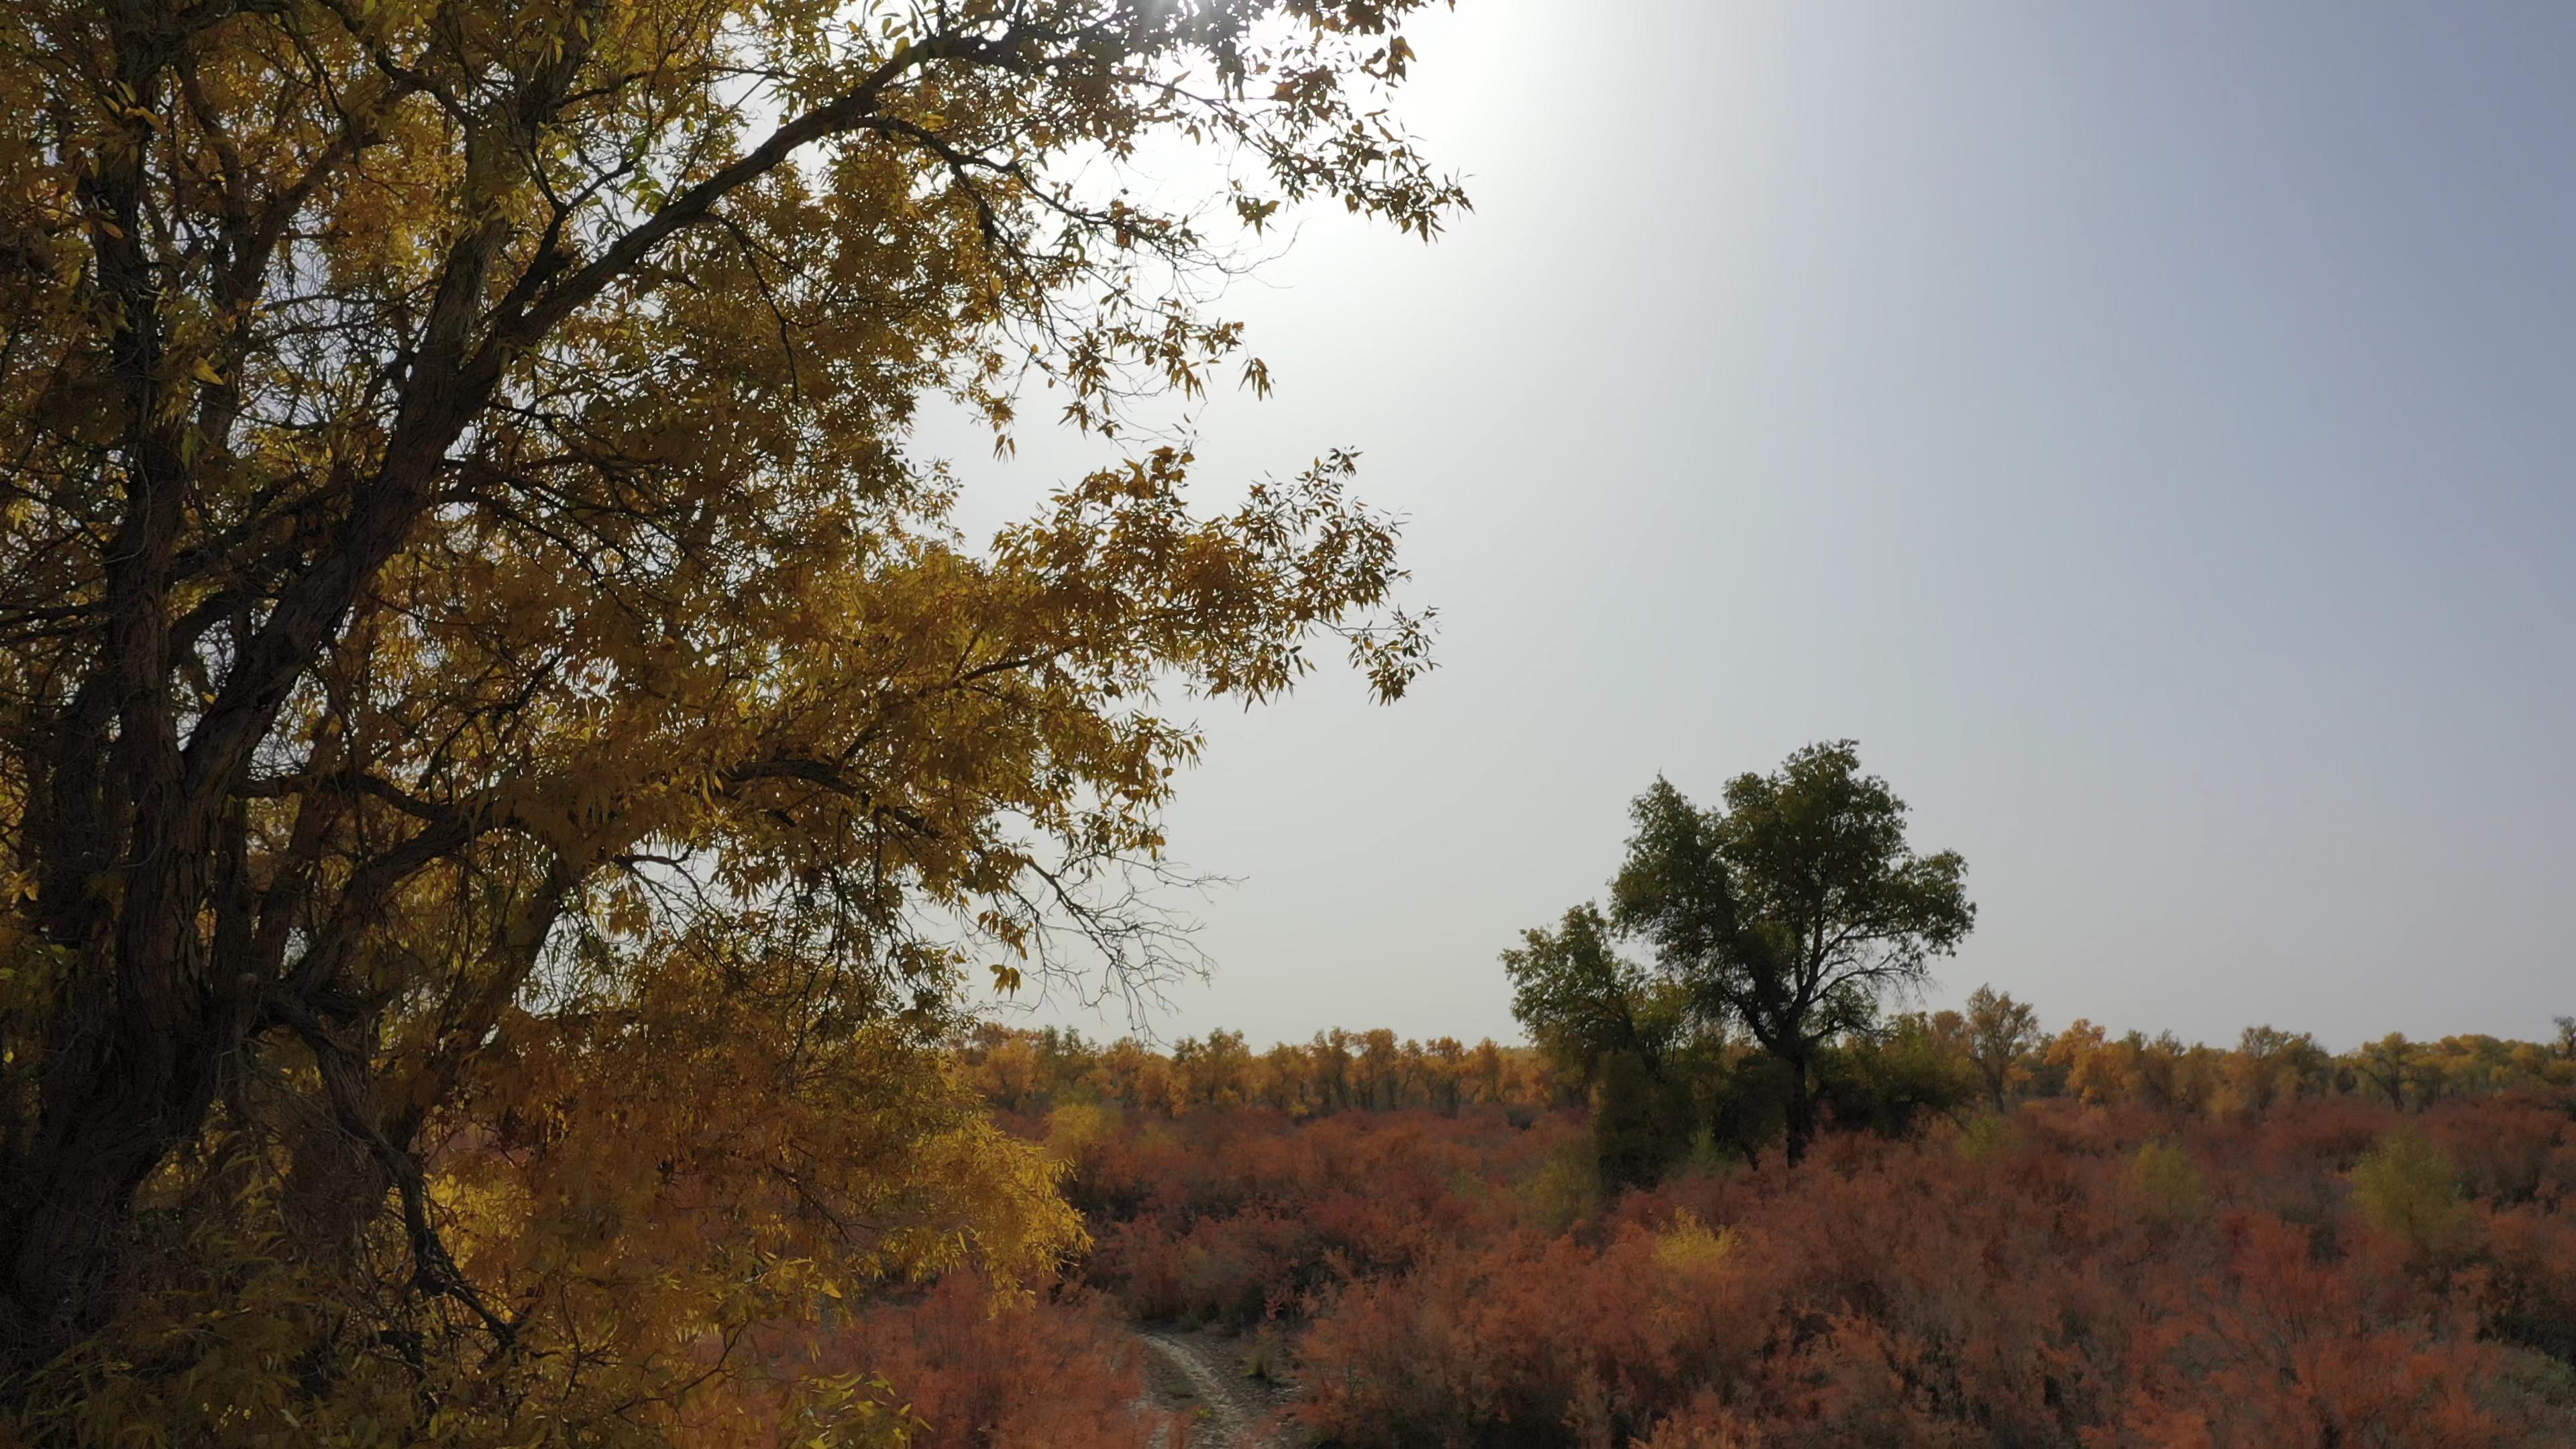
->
<box><xmin>1135</xmin><ymin>1328</ymin><xmax>1293</xmax><ymax>1449</ymax></box>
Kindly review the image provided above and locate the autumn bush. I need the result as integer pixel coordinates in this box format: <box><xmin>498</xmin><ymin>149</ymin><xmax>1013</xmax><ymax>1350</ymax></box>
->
<box><xmin>1065</xmin><ymin>1106</ymin><xmax>1576</xmax><ymax>1328</ymax></box>
<box><xmin>755</xmin><ymin>1274</ymin><xmax>1167</xmax><ymax>1449</ymax></box>
<box><xmin>1012</xmin><ymin>1090</ymin><xmax>2576</xmax><ymax>1447</ymax></box>
<box><xmin>1297</xmin><ymin>1218</ymin><xmax>1792</xmax><ymax>1448</ymax></box>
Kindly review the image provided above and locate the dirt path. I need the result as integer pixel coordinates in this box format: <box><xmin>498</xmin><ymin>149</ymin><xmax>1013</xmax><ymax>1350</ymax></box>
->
<box><xmin>1135</xmin><ymin>1328</ymin><xmax>1296</xmax><ymax>1448</ymax></box>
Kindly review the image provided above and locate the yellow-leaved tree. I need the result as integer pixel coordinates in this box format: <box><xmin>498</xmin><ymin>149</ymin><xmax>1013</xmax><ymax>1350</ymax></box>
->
<box><xmin>0</xmin><ymin>0</ymin><xmax>1460</xmax><ymax>1440</ymax></box>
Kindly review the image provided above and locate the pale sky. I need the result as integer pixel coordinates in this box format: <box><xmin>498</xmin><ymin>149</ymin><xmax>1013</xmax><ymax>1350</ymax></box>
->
<box><xmin>931</xmin><ymin>1</ymin><xmax>2576</xmax><ymax>1053</ymax></box>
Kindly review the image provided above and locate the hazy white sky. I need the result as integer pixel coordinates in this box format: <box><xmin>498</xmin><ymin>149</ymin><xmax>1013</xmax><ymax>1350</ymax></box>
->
<box><xmin>932</xmin><ymin>1</ymin><xmax>2576</xmax><ymax>1052</ymax></box>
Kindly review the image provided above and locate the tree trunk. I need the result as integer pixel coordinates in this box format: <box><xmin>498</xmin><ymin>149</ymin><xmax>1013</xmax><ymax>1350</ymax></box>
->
<box><xmin>3</xmin><ymin>1012</ymin><xmax>223</xmax><ymax>1366</ymax></box>
<box><xmin>1782</xmin><ymin>1051</ymin><xmax>1818</xmax><ymax>1165</ymax></box>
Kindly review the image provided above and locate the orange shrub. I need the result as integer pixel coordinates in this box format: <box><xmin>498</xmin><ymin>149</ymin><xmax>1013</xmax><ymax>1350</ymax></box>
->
<box><xmin>1289</xmin><ymin>1101</ymin><xmax>2571</xmax><ymax>1446</ymax></box>
<box><xmin>975</xmin><ymin>1084</ymin><xmax>2576</xmax><ymax>1446</ymax></box>
<box><xmin>1295</xmin><ymin>1223</ymin><xmax>1789</xmax><ymax>1448</ymax></box>
<box><xmin>2425</xmin><ymin>1093</ymin><xmax>2576</xmax><ymax>1207</ymax></box>
<box><xmin>2110</xmin><ymin>1210</ymin><xmax>2506</xmax><ymax>1446</ymax></box>
<box><xmin>1069</xmin><ymin>1106</ymin><xmax>1579</xmax><ymax>1328</ymax></box>
<box><xmin>726</xmin><ymin>1274</ymin><xmax>1167</xmax><ymax>1449</ymax></box>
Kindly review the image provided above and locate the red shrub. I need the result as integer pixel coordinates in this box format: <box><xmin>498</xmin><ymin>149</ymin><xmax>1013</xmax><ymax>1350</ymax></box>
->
<box><xmin>1073</xmin><ymin>1107</ymin><xmax>1577</xmax><ymax>1327</ymax></box>
<box><xmin>2108</xmin><ymin>1211</ymin><xmax>2508</xmax><ymax>1447</ymax></box>
<box><xmin>2485</xmin><ymin>1201</ymin><xmax>2576</xmax><ymax>1363</ymax></box>
<box><xmin>2427</xmin><ymin>1095</ymin><xmax>2576</xmax><ymax>1207</ymax></box>
<box><xmin>747</xmin><ymin>1275</ymin><xmax>1166</xmax><ymax>1449</ymax></box>
<box><xmin>1291</xmin><ymin>1118</ymin><xmax>2566</xmax><ymax>1446</ymax></box>
<box><xmin>1296</xmin><ymin>1224</ymin><xmax>1788</xmax><ymax>1448</ymax></box>
<box><xmin>1024</xmin><ymin>1091</ymin><xmax>2576</xmax><ymax>1446</ymax></box>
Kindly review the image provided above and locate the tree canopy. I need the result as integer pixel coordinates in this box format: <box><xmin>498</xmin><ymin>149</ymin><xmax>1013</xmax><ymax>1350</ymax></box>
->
<box><xmin>1501</xmin><ymin>903</ymin><xmax>1676</xmax><ymax>1086</ymax></box>
<box><xmin>1609</xmin><ymin>741</ymin><xmax>1975</xmax><ymax>1159</ymax></box>
<box><xmin>0</xmin><ymin>0</ymin><xmax>1461</xmax><ymax>1438</ymax></box>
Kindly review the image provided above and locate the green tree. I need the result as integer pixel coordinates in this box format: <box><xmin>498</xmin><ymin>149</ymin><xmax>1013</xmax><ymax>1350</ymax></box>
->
<box><xmin>2352</xmin><ymin>1126</ymin><xmax>2469</xmax><ymax>1258</ymax></box>
<box><xmin>1503</xmin><ymin>903</ymin><xmax>1672</xmax><ymax>1088</ymax></box>
<box><xmin>1611</xmin><ymin>743</ymin><xmax>1975</xmax><ymax>1162</ymax></box>
<box><xmin>1589</xmin><ymin>1048</ymin><xmax>1691</xmax><ymax>1192</ymax></box>
<box><xmin>1503</xmin><ymin>903</ymin><xmax>1703</xmax><ymax>1176</ymax></box>
<box><xmin>1819</xmin><ymin>1012</ymin><xmax>1979</xmax><ymax>1138</ymax></box>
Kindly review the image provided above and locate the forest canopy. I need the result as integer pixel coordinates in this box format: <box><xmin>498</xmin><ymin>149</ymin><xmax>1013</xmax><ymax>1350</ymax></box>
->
<box><xmin>0</xmin><ymin>0</ymin><xmax>1460</xmax><ymax>1439</ymax></box>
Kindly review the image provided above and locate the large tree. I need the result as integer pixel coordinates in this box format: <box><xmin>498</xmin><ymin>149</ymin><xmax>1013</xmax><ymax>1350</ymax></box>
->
<box><xmin>1611</xmin><ymin>743</ymin><xmax>1974</xmax><ymax>1161</ymax></box>
<box><xmin>0</xmin><ymin>0</ymin><xmax>1458</xmax><ymax>1436</ymax></box>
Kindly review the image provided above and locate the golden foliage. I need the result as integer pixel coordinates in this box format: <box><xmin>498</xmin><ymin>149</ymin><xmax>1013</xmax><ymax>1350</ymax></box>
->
<box><xmin>0</xmin><ymin>0</ymin><xmax>1461</xmax><ymax>1438</ymax></box>
<box><xmin>18</xmin><ymin>926</ymin><xmax>1086</xmax><ymax>1446</ymax></box>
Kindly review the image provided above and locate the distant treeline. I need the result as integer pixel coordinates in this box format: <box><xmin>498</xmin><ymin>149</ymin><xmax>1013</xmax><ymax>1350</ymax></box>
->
<box><xmin>961</xmin><ymin>1006</ymin><xmax>2576</xmax><ymax>1146</ymax></box>
<box><xmin>960</xmin><ymin>1024</ymin><xmax>1556</xmax><ymax>1116</ymax></box>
